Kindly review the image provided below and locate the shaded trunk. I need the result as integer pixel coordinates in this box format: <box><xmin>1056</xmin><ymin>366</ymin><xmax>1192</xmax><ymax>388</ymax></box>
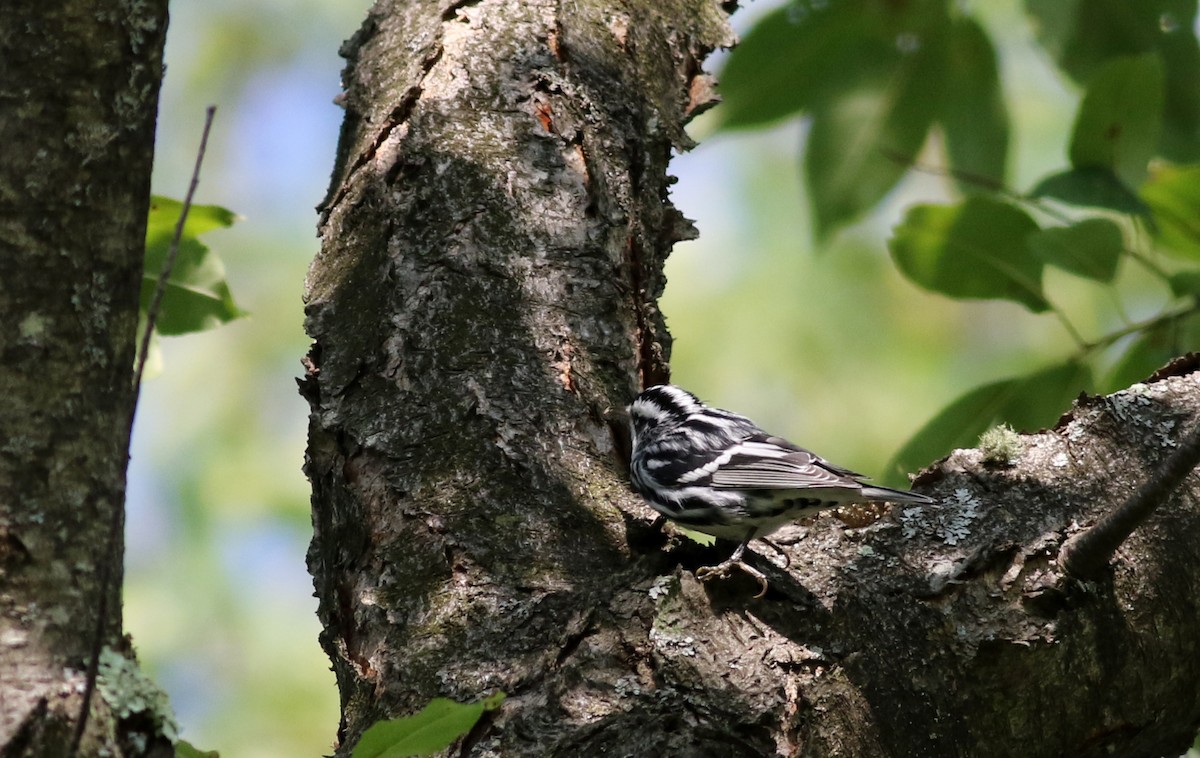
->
<box><xmin>304</xmin><ymin>0</ymin><xmax>1200</xmax><ymax>755</ymax></box>
<box><xmin>0</xmin><ymin>0</ymin><xmax>168</xmax><ymax>755</ymax></box>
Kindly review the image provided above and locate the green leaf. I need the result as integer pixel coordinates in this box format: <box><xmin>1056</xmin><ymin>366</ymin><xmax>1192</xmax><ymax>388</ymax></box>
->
<box><xmin>677</xmin><ymin>526</ymin><xmax>717</xmax><ymax>547</ymax></box>
<box><xmin>1026</xmin><ymin>218</ymin><xmax>1124</xmax><ymax>281</ymax></box>
<box><xmin>1141</xmin><ymin>162</ymin><xmax>1200</xmax><ymax>258</ymax></box>
<box><xmin>147</xmin><ymin>196</ymin><xmax>237</xmax><ymax>239</ymax></box>
<box><xmin>807</xmin><ymin>22</ymin><xmax>947</xmax><ymax>239</ymax></box>
<box><xmin>1068</xmin><ymin>53</ymin><xmax>1164</xmax><ymax>187</ymax></box>
<box><xmin>1024</xmin><ymin>0</ymin><xmax>1164</xmax><ymax>82</ymax></box>
<box><xmin>1158</xmin><ymin>6</ymin><xmax>1200</xmax><ymax>161</ymax></box>
<box><xmin>888</xmin><ymin>196</ymin><xmax>1047</xmax><ymax>312</ymax></box>
<box><xmin>1103</xmin><ymin>329</ymin><xmax>1179</xmax><ymax>393</ymax></box>
<box><xmin>717</xmin><ymin>2</ymin><xmax>886</xmax><ymax>130</ymax></box>
<box><xmin>1024</xmin><ymin>0</ymin><xmax>1200</xmax><ymax>161</ymax></box>
<box><xmin>176</xmin><ymin>741</ymin><xmax>220</xmax><ymax>758</ymax></box>
<box><xmin>352</xmin><ymin>694</ymin><xmax>505</xmax><ymax>758</ymax></box>
<box><xmin>1029</xmin><ymin>166</ymin><xmax>1151</xmax><ymax>216</ymax></box>
<box><xmin>886</xmin><ymin>361</ymin><xmax>1092</xmax><ymax>484</ymax></box>
<box><xmin>937</xmin><ymin>16</ymin><xmax>1009</xmax><ymax>190</ymax></box>
<box><xmin>143</xmin><ymin>195</ymin><xmax>245</xmax><ymax>336</ymax></box>
<box><xmin>1168</xmin><ymin>270</ymin><xmax>1200</xmax><ymax>298</ymax></box>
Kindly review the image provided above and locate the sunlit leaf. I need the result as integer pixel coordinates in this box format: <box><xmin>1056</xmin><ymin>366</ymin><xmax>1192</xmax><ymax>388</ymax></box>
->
<box><xmin>146</xmin><ymin>196</ymin><xmax>237</xmax><ymax>239</ymax></box>
<box><xmin>678</xmin><ymin>526</ymin><xmax>717</xmax><ymax>546</ymax></box>
<box><xmin>886</xmin><ymin>361</ymin><xmax>1092</xmax><ymax>484</ymax></box>
<box><xmin>1026</xmin><ymin>218</ymin><xmax>1124</xmax><ymax>281</ymax></box>
<box><xmin>143</xmin><ymin>195</ymin><xmax>245</xmax><ymax>337</ymax></box>
<box><xmin>352</xmin><ymin>694</ymin><xmax>505</xmax><ymax>758</ymax></box>
<box><xmin>1069</xmin><ymin>53</ymin><xmax>1164</xmax><ymax>188</ymax></box>
<box><xmin>176</xmin><ymin>741</ymin><xmax>220</xmax><ymax>758</ymax></box>
<box><xmin>888</xmin><ymin>196</ymin><xmax>1047</xmax><ymax>311</ymax></box>
<box><xmin>1141</xmin><ymin>162</ymin><xmax>1200</xmax><ymax>258</ymax></box>
<box><xmin>938</xmin><ymin>16</ymin><xmax>1009</xmax><ymax>190</ymax></box>
<box><xmin>1029</xmin><ymin>166</ymin><xmax>1151</xmax><ymax>216</ymax></box>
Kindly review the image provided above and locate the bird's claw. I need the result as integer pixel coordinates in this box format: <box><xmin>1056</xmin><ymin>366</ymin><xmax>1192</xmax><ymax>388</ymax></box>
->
<box><xmin>696</xmin><ymin>559</ymin><xmax>770</xmax><ymax>598</ymax></box>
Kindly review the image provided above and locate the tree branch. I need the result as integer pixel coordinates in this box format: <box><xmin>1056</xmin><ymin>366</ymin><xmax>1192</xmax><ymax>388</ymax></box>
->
<box><xmin>70</xmin><ymin>106</ymin><xmax>216</xmax><ymax>757</ymax></box>
<box><xmin>1059</xmin><ymin>418</ymin><xmax>1200</xmax><ymax>579</ymax></box>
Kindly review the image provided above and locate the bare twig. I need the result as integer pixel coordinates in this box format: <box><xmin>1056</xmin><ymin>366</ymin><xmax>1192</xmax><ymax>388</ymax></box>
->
<box><xmin>133</xmin><ymin>107</ymin><xmax>218</xmax><ymax>388</ymax></box>
<box><xmin>70</xmin><ymin>105</ymin><xmax>217</xmax><ymax>756</ymax></box>
<box><xmin>1079</xmin><ymin>303</ymin><xmax>1200</xmax><ymax>354</ymax></box>
<box><xmin>1059</xmin><ymin>420</ymin><xmax>1200</xmax><ymax>579</ymax></box>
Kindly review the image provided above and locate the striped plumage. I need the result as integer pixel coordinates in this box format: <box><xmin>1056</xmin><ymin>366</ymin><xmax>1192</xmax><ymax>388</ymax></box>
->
<box><xmin>628</xmin><ymin>385</ymin><xmax>934</xmax><ymax>592</ymax></box>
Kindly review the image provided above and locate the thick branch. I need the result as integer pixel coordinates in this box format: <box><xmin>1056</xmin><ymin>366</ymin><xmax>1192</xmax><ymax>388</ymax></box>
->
<box><xmin>305</xmin><ymin>0</ymin><xmax>1200</xmax><ymax>756</ymax></box>
<box><xmin>305</xmin><ymin>0</ymin><xmax>732</xmax><ymax>752</ymax></box>
<box><xmin>0</xmin><ymin>0</ymin><xmax>168</xmax><ymax>753</ymax></box>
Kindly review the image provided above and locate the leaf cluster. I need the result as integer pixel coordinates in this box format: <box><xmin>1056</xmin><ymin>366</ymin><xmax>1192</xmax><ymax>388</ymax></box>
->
<box><xmin>717</xmin><ymin>0</ymin><xmax>1200</xmax><ymax>478</ymax></box>
<box><xmin>138</xmin><ymin>196</ymin><xmax>245</xmax><ymax>376</ymax></box>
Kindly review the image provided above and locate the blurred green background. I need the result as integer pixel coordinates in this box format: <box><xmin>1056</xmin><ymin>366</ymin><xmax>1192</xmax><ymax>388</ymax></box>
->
<box><xmin>126</xmin><ymin>1</ymin><xmax>1127</xmax><ymax>756</ymax></box>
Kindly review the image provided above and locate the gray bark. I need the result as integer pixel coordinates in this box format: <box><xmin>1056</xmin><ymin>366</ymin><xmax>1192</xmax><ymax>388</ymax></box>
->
<box><xmin>0</xmin><ymin>0</ymin><xmax>168</xmax><ymax>754</ymax></box>
<box><xmin>304</xmin><ymin>0</ymin><xmax>1200</xmax><ymax>755</ymax></box>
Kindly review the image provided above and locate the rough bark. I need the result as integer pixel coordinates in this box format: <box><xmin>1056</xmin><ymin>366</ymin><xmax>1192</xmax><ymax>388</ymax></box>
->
<box><xmin>0</xmin><ymin>1</ymin><xmax>168</xmax><ymax>754</ymax></box>
<box><xmin>304</xmin><ymin>0</ymin><xmax>730</xmax><ymax>751</ymax></box>
<box><xmin>304</xmin><ymin>1</ymin><xmax>1200</xmax><ymax>756</ymax></box>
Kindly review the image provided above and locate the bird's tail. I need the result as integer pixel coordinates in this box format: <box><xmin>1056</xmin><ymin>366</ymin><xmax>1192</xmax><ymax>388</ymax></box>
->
<box><xmin>860</xmin><ymin>485</ymin><xmax>937</xmax><ymax>505</ymax></box>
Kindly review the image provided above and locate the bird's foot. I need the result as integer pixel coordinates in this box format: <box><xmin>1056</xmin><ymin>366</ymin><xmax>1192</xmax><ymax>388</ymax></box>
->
<box><xmin>758</xmin><ymin>538</ymin><xmax>791</xmax><ymax>569</ymax></box>
<box><xmin>696</xmin><ymin>558</ymin><xmax>770</xmax><ymax>598</ymax></box>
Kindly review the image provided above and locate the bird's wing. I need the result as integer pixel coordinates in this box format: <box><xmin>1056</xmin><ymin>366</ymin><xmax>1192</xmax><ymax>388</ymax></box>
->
<box><xmin>708</xmin><ymin>434</ymin><xmax>866</xmax><ymax>491</ymax></box>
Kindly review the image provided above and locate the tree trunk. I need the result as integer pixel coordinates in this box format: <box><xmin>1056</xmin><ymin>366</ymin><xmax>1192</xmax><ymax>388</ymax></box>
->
<box><xmin>304</xmin><ymin>1</ymin><xmax>1200</xmax><ymax>756</ymax></box>
<box><xmin>0</xmin><ymin>1</ymin><xmax>168</xmax><ymax>755</ymax></box>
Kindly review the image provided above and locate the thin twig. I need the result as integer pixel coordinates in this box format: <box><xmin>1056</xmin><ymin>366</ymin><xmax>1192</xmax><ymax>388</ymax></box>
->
<box><xmin>70</xmin><ymin>106</ymin><xmax>217</xmax><ymax>756</ymax></box>
<box><xmin>133</xmin><ymin>107</ymin><xmax>217</xmax><ymax>388</ymax></box>
<box><xmin>1060</xmin><ymin>420</ymin><xmax>1200</xmax><ymax>579</ymax></box>
<box><xmin>1081</xmin><ymin>302</ymin><xmax>1200</xmax><ymax>354</ymax></box>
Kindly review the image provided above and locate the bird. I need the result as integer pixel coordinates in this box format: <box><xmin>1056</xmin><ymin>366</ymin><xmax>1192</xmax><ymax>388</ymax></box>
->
<box><xmin>627</xmin><ymin>384</ymin><xmax>935</xmax><ymax>596</ymax></box>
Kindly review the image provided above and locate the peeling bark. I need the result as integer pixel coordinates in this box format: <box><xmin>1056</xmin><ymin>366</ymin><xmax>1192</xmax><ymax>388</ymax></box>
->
<box><xmin>304</xmin><ymin>0</ymin><xmax>1200</xmax><ymax>755</ymax></box>
<box><xmin>0</xmin><ymin>0</ymin><xmax>168</xmax><ymax>755</ymax></box>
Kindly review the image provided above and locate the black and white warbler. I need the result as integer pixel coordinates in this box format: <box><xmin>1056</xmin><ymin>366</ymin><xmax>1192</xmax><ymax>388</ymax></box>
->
<box><xmin>628</xmin><ymin>384</ymin><xmax>935</xmax><ymax>595</ymax></box>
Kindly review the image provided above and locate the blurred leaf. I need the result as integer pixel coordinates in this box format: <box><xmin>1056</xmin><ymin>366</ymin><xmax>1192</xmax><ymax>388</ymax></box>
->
<box><xmin>143</xmin><ymin>195</ymin><xmax>245</xmax><ymax>337</ymax></box>
<box><xmin>176</xmin><ymin>741</ymin><xmax>220</xmax><ymax>758</ymax></box>
<box><xmin>1168</xmin><ymin>270</ymin><xmax>1200</xmax><ymax>298</ymax></box>
<box><xmin>887</xmin><ymin>360</ymin><xmax>1092</xmax><ymax>483</ymax></box>
<box><xmin>1024</xmin><ymin>0</ymin><xmax>1164</xmax><ymax>82</ymax></box>
<box><xmin>1141</xmin><ymin>162</ymin><xmax>1200</xmax><ymax>258</ymax></box>
<box><xmin>807</xmin><ymin>19</ymin><xmax>948</xmax><ymax>239</ymax></box>
<box><xmin>1157</xmin><ymin>5</ymin><xmax>1200</xmax><ymax>160</ymax></box>
<box><xmin>937</xmin><ymin>15</ymin><xmax>1009</xmax><ymax>190</ymax></box>
<box><xmin>147</xmin><ymin>196</ymin><xmax>237</xmax><ymax>239</ymax></box>
<box><xmin>717</xmin><ymin>2</ymin><xmax>885</xmax><ymax>130</ymax></box>
<box><xmin>1029</xmin><ymin>166</ymin><xmax>1151</xmax><ymax>216</ymax></box>
<box><xmin>1068</xmin><ymin>53</ymin><xmax>1164</xmax><ymax>187</ymax></box>
<box><xmin>352</xmin><ymin>694</ymin><xmax>505</xmax><ymax>758</ymax></box>
<box><xmin>678</xmin><ymin>526</ymin><xmax>717</xmax><ymax>546</ymax></box>
<box><xmin>1026</xmin><ymin>218</ymin><xmax>1124</xmax><ymax>281</ymax></box>
<box><xmin>888</xmin><ymin>196</ymin><xmax>1047</xmax><ymax>311</ymax></box>
<box><xmin>1024</xmin><ymin>0</ymin><xmax>1200</xmax><ymax>161</ymax></box>
<box><xmin>1103</xmin><ymin>329</ymin><xmax>1179</xmax><ymax>393</ymax></box>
